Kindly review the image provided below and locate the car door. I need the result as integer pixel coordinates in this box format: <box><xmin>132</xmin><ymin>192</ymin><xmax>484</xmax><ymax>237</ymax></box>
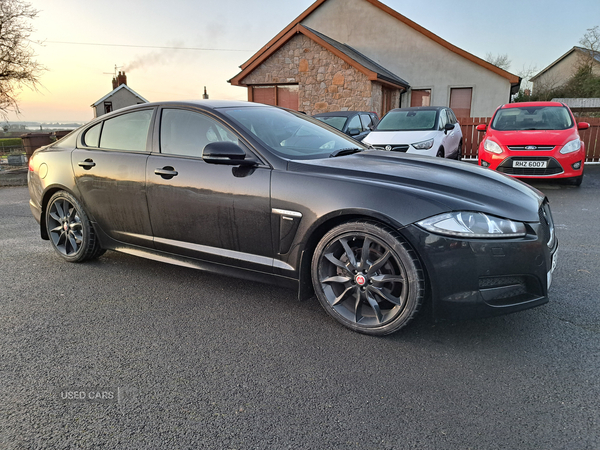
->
<box><xmin>145</xmin><ymin>107</ymin><xmax>274</xmax><ymax>272</ymax></box>
<box><xmin>441</xmin><ymin>108</ymin><xmax>461</xmax><ymax>157</ymax></box>
<box><xmin>72</xmin><ymin>108</ymin><xmax>155</xmax><ymax>247</ymax></box>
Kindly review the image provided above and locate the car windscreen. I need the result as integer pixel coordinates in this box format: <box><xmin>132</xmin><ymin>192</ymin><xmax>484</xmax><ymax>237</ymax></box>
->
<box><xmin>491</xmin><ymin>106</ymin><xmax>574</xmax><ymax>131</ymax></box>
<box><xmin>375</xmin><ymin>109</ymin><xmax>438</xmax><ymax>131</ymax></box>
<box><xmin>221</xmin><ymin>107</ymin><xmax>364</xmax><ymax>160</ymax></box>
<box><xmin>314</xmin><ymin>116</ymin><xmax>347</xmax><ymax>131</ymax></box>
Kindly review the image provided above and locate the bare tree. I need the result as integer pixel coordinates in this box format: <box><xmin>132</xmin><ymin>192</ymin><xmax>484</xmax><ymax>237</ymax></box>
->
<box><xmin>578</xmin><ymin>25</ymin><xmax>600</xmax><ymax>71</ymax></box>
<box><xmin>0</xmin><ymin>0</ymin><xmax>44</xmax><ymax>116</ymax></box>
<box><xmin>485</xmin><ymin>52</ymin><xmax>511</xmax><ymax>71</ymax></box>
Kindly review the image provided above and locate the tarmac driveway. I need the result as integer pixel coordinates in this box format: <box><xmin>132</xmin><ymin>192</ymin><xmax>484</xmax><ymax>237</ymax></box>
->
<box><xmin>0</xmin><ymin>167</ymin><xmax>599</xmax><ymax>449</ymax></box>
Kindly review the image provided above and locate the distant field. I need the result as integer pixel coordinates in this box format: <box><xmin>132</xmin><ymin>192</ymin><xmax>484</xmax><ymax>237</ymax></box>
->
<box><xmin>0</xmin><ymin>138</ymin><xmax>23</xmax><ymax>147</ymax></box>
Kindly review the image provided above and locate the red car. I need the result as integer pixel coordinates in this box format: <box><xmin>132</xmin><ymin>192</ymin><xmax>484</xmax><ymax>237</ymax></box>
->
<box><xmin>477</xmin><ymin>101</ymin><xmax>589</xmax><ymax>186</ymax></box>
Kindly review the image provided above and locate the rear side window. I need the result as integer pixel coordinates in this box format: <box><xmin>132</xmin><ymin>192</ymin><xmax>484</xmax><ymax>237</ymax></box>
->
<box><xmin>99</xmin><ymin>110</ymin><xmax>153</xmax><ymax>151</ymax></box>
<box><xmin>83</xmin><ymin>123</ymin><xmax>102</xmax><ymax>148</ymax></box>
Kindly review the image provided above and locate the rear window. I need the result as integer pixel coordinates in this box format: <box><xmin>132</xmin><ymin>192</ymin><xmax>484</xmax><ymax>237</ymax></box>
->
<box><xmin>491</xmin><ymin>106</ymin><xmax>574</xmax><ymax>131</ymax></box>
<box><xmin>376</xmin><ymin>109</ymin><xmax>438</xmax><ymax>131</ymax></box>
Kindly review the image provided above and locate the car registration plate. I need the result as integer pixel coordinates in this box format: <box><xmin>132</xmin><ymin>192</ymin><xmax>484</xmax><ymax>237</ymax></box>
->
<box><xmin>513</xmin><ymin>160</ymin><xmax>548</xmax><ymax>168</ymax></box>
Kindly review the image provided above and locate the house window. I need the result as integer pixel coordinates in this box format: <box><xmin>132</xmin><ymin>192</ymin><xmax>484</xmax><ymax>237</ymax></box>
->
<box><xmin>251</xmin><ymin>85</ymin><xmax>299</xmax><ymax>110</ymax></box>
<box><xmin>449</xmin><ymin>88</ymin><xmax>472</xmax><ymax>118</ymax></box>
<box><xmin>411</xmin><ymin>89</ymin><xmax>431</xmax><ymax>107</ymax></box>
<box><xmin>104</xmin><ymin>102</ymin><xmax>113</xmax><ymax>114</ymax></box>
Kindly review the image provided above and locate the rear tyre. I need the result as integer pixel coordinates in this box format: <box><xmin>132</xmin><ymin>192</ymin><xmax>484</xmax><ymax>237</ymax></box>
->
<box><xmin>46</xmin><ymin>191</ymin><xmax>103</xmax><ymax>262</ymax></box>
<box><xmin>311</xmin><ymin>221</ymin><xmax>425</xmax><ymax>336</ymax></box>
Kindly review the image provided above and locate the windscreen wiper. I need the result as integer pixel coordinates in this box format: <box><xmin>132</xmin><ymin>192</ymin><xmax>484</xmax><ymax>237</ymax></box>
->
<box><xmin>329</xmin><ymin>148</ymin><xmax>364</xmax><ymax>157</ymax></box>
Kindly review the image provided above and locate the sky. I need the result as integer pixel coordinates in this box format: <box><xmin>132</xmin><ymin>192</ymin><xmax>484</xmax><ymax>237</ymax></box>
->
<box><xmin>6</xmin><ymin>0</ymin><xmax>599</xmax><ymax>123</ymax></box>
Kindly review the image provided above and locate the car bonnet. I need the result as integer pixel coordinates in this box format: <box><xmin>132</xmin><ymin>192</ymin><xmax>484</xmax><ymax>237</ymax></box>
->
<box><xmin>288</xmin><ymin>150</ymin><xmax>545</xmax><ymax>223</ymax></box>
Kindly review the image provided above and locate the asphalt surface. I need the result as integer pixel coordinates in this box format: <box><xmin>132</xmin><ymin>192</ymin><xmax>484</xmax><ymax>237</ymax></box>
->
<box><xmin>1</xmin><ymin>168</ymin><xmax>599</xmax><ymax>449</ymax></box>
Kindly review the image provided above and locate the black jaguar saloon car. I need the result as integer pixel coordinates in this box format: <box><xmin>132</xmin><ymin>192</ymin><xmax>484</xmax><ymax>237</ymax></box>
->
<box><xmin>28</xmin><ymin>101</ymin><xmax>558</xmax><ymax>335</ymax></box>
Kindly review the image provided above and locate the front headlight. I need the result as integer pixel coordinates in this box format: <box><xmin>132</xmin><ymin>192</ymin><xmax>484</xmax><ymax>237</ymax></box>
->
<box><xmin>417</xmin><ymin>212</ymin><xmax>527</xmax><ymax>238</ymax></box>
<box><xmin>412</xmin><ymin>138</ymin><xmax>434</xmax><ymax>150</ymax></box>
<box><xmin>559</xmin><ymin>138</ymin><xmax>581</xmax><ymax>154</ymax></box>
<box><xmin>483</xmin><ymin>139</ymin><xmax>503</xmax><ymax>155</ymax></box>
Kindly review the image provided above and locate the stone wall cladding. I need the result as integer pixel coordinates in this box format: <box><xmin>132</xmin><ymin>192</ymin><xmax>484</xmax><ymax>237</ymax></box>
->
<box><xmin>241</xmin><ymin>34</ymin><xmax>375</xmax><ymax>115</ymax></box>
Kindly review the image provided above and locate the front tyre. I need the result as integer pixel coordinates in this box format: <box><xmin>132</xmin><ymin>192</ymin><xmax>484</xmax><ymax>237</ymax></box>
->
<box><xmin>46</xmin><ymin>191</ymin><xmax>103</xmax><ymax>262</ymax></box>
<box><xmin>568</xmin><ymin>174</ymin><xmax>583</xmax><ymax>187</ymax></box>
<box><xmin>311</xmin><ymin>221</ymin><xmax>425</xmax><ymax>336</ymax></box>
<box><xmin>456</xmin><ymin>140</ymin><xmax>463</xmax><ymax>160</ymax></box>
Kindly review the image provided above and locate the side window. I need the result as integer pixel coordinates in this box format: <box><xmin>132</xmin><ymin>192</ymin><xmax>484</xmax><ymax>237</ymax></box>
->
<box><xmin>346</xmin><ymin>115</ymin><xmax>361</xmax><ymax>131</ymax></box>
<box><xmin>100</xmin><ymin>110</ymin><xmax>152</xmax><ymax>152</ymax></box>
<box><xmin>360</xmin><ymin>114</ymin><xmax>373</xmax><ymax>130</ymax></box>
<box><xmin>83</xmin><ymin>123</ymin><xmax>102</xmax><ymax>148</ymax></box>
<box><xmin>160</xmin><ymin>109</ymin><xmax>239</xmax><ymax>157</ymax></box>
<box><xmin>447</xmin><ymin>109</ymin><xmax>458</xmax><ymax>124</ymax></box>
<box><xmin>439</xmin><ymin>110</ymin><xmax>448</xmax><ymax>130</ymax></box>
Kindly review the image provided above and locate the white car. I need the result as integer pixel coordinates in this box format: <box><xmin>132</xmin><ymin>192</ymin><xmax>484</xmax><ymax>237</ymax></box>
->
<box><xmin>363</xmin><ymin>106</ymin><xmax>463</xmax><ymax>159</ymax></box>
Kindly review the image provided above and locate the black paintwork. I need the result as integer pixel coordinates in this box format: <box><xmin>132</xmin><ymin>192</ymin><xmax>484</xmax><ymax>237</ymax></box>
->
<box><xmin>28</xmin><ymin>100</ymin><xmax>557</xmax><ymax>322</ymax></box>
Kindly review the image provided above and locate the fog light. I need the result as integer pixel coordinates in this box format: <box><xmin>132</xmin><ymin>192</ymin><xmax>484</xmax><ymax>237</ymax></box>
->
<box><xmin>572</xmin><ymin>161</ymin><xmax>582</xmax><ymax>170</ymax></box>
<box><xmin>481</xmin><ymin>160</ymin><xmax>490</xmax><ymax>167</ymax></box>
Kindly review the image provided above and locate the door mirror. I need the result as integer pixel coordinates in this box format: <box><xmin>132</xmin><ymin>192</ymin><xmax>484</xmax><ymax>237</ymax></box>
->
<box><xmin>202</xmin><ymin>141</ymin><xmax>256</xmax><ymax>166</ymax></box>
<box><xmin>444</xmin><ymin>123</ymin><xmax>455</xmax><ymax>134</ymax></box>
<box><xmin>578</xmin><ymin>122</ymin><xmax>590</xmax><ymax>130</ymax></box>
<box><xmin>476</xmin><ymin>124</ymin><xmax>487</xmax><ymax>132</ymax></box>
<box><xmin>348</xmin><ymin>128</ymin><xmax>361</xmax><ymax>136</ymax></box>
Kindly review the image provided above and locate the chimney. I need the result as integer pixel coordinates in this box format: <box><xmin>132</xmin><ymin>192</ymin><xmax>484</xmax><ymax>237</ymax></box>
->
<box><xmin>202</xmin><ymin>86</ymin><xmax>209</xmax><ymax>99</ymax></box>
<box><xmin>116</xmin><ymin>71</ymin><xmax>127</xmax><ymax>87</ymax></box>
<box><xmin>112</xmin><ymin>76</ymin><xmax>118</xmax><ymax>89</ymax></box>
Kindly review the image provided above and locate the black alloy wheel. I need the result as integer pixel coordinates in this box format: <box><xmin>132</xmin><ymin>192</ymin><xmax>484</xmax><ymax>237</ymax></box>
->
<box><xmin>46</xmin><ymin>191</ymin><xmax>104</xmax><ymax>262</ymax></box>
<box><xmin>312</xmin><ymin>221</ymin><xmax>424</xmax><ymax>335</ymax></box>
<box><xmin>436</xmin><ymin>148</ymin><xmax>444</xmax><ymax>158</ymax></box>
<box><xmin>456</xmin><ymin>140</ymin><xmax>463</xmax><ymax>160</ymax></box>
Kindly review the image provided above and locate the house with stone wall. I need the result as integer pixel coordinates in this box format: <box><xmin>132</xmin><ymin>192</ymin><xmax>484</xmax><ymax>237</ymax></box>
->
<box><xmin>229</xmin><ymin>0</ymin><xmax>520</xmax><ymax>118</ymax></box>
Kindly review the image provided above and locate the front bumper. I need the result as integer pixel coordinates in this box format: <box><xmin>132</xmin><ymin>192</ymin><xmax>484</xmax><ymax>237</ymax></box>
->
<box><xmin>479</xmin><ymin>148</ymin><xmax>584</xmax><ymax>179</ymax></box>
<box><xmin>402</xmin><ymin>216</ymin><xmax>557</xmax><ymax>322</ymax></box>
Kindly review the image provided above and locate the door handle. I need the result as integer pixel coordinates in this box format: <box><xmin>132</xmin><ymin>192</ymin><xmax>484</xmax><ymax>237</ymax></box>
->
<box><xmin>155</xmin><ymin>166</ymin><xmax>178</xmax><ymax>179</ymax></box>
<box><xmin>78</xmin><ymin>159</ymin><xmax>96</xmax><ymax>170</ymax></box>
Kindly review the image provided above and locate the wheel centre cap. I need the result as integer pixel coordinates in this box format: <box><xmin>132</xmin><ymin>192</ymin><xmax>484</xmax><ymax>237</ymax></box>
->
<box><xmin>355</xmin><ymin>274</ymin><xmax>367</xmax><ymax>286</ymax></box>
<box><xmin>63</xmin><ymin>223</ymin><xmax>69</xmax><ymax>231</ymax></box>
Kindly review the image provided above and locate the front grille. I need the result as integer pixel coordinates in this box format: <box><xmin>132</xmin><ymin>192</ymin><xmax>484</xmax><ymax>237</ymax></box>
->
<box><xmin>479</xmin><ymin>275</ymin><xmax>542</xmax><ymax>306</ymax></box>
<box><xmin>507</xmin><ymin>145</ymin><xmax>555</xmax><ymax>151</ymax></box>
<box><xmin>372</xmin><ymin>144</ymin><xmax>409</xmax><ymax>152</ymax></box>
<box><xmin>479</xmin><ymin>276</ymin><xmax>527</xmax><ymax>289</ymax></box>
<box><xmin>497</xmin><ymin>157</ymin><xmax>563</xmax><ymax>176</ymax></box>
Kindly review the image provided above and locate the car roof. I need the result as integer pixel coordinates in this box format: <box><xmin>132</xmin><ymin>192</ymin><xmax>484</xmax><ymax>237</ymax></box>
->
<box><xmin>500</xmin><ymin>101</ymin><xmax>565</xmax><ymax>109</ymax></box>
<box><xmin>313</xmin><ymin>111</ymin><xmax>374</xmax><ymax>117</ymax></box>
<box><xmin>387</xmin><ymin>106</ymin><xmax>445</xmax><ymax>112</ymax></box>
<box><xmin>148</xmin><ymin>99</ymin><xmax>269</xmax><ymax>110</ymax></box>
